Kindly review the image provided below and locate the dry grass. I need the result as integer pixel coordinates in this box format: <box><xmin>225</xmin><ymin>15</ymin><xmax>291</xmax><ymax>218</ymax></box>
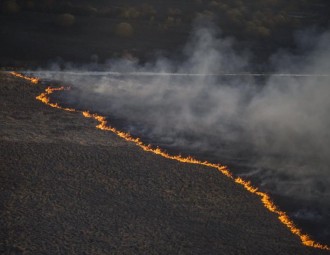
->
<box><xmin>0</xmin><ymin>73</ymin><xmax>326</xmax><ymax>254</ymax></box>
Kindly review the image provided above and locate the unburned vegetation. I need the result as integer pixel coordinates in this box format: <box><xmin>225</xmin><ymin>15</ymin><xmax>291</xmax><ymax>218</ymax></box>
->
<box><xmin>0</xmin><ymin>0</ymin><xmax>329</xmax><ymax>67</ymax></box>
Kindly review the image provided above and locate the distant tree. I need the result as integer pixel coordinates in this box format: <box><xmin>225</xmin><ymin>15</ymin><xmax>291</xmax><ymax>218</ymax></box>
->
<box><xmin>34</xmin><ymin>0</ymin><xmax>55</xmax><ymax>12</ymax></box>
<box><xmin>246</xmin><ymin>21</ymin><xmax>271</xmax><ymax>37</ymax></box>
<box><xmin>274</xmin><ymin>14</ymin><xmax>287</xmax><ymax>24</ymax></box>
<box><xmin>121</xmin><ymin>7</ymin><xmax>140</xmax><ymax>19</ymax></box>
<box><xmin>56</xmin><ymin>13</ymin><xmax>75</xmax><ymax>27</ymax></box>
<box><xmin>2</xmin><ymin>0</ymin><xmax>20</xmax><ymax>14</ymax></box>
<box><xmin>194</xmin><ymin>0</ymin><xmax>203</xmax><ymax>5</ymax></box>
<box><xmin>195</xmin><ymin>10</ymin><xmax>215</xmax><ymax>20</ymax></box>
<box><xmin>256</xmin><ymin>26</ymin><xmax>271</xmax><ymax>37</ymax></box>
<box><xmin>234</xmin><ymin>0</ymin><xmax>244</xmax><ymax>9</ymax></box>
<box><xmin>25</xmin><ymin>0</ymin><xmax>35</xmax><ymax>10</ymax></box>
<box><xmin>99</xmin><ymin>7</ymin><xmax>113</xmax><ymax>17</ymax></box>
<box><xmin>148</xmin><ymin>15</ymin><xmax>155</xmax><ymax>25</ymax></box>
<box><xmin>165</xmin><ymin>16</ymin><xmax>175</xmax><ymax>26</ymax></box>
<box><xmin>167</xmin><ymin>8</ymin><xmax>182</xmax><ymax>17</ymax></box>
<box><xmin>263</xmin><ymin>0</ymin><xmax>280</xmax><ymax>7</ymax></box>
<box><xmin>208</xmin><ymin>1</ymin><xmax>220</xmax><ymax>8</ymax></box>
<box><xmin>226</xmin><ymin>8</ymin><xmax>243</xmax><ymax>25</ymax></box>
<box><xmin>115</xmin><ymin>22</ymin><xmax>134</xmax><ymax>38</ymax></box>
<box><xmin>140</xmin><ymin>3</ymin><xmax>156</xmax><ymax>18</ymax></box>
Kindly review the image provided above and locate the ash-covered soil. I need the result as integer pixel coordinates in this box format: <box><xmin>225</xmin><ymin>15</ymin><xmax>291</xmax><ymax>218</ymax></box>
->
<box><xmin>0</xmin><ymin>73</ymin><xmax>328</xmax><ymax>254</ymax></box>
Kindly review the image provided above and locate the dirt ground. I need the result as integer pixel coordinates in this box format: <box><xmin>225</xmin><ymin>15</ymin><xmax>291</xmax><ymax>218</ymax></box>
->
<box><xmin>0</xmin><ymin>73</ymin><xmax>328</xmax><ymax>254</ymax></box>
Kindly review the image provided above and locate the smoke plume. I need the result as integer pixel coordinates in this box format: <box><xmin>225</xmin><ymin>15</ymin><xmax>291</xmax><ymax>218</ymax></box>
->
<box><xmin>34</xmin><ymin>24</ymin><xmax>330</xmax><ymax>218</ymax></box>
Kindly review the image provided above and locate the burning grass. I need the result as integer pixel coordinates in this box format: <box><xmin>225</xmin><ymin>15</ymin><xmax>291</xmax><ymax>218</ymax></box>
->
<box><xmin>10</xmin><ymin>71</ymin><xmax>39</xmax><ymax>84</ymax></box>
<box><xmin>11</xmin><ymin>72</ymin><xmax>330</xmax><ymax>251</ymax></box>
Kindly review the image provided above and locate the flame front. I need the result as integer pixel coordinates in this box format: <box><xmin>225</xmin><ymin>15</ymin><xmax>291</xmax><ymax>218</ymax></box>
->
<box><xmin>10</xmin><ymin>71</ymin><xmax>40</xmax><ymax>84</ymax></box>
<box><xmin>12</xmin><ymin>72</ymin><xmax>330</xmax><ymax>251</ymax></box>
<box><xmin>36</xmin><ymin>86</ymin><xmax>76</xmax><ymax>112</ymax></box>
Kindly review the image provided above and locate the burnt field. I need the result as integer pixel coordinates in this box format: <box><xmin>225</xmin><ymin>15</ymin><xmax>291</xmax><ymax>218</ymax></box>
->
<box><xmin>1</xmin><ymin>74</ymin><xmax>328</xmax><ymax>254</ymax></box>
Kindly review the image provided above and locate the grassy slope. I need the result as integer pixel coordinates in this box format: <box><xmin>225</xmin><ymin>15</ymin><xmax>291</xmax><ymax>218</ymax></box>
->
<box><xmin>1</xmin><ymin>74</ymin><xmax>328</xmax><ymax>254</ymax></box>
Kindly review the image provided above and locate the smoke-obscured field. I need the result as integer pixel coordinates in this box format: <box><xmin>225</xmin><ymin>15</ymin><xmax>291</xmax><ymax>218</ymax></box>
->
<box><xmin>3</xmin><ymin>73</ymin><xmax>329</xmax><ymax>254</ymax></box>
<box><xmin>31</xmin><ymin>26</ymin><xmax>330</xmax><ymax>245</ymax></box>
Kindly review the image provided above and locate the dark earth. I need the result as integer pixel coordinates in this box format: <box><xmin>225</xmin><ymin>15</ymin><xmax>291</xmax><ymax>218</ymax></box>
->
<box><xmin>1</xmin><ymin>0</ymin><xmax>330</xmax><ymax>254</ymax></box>
<box><xmin>1</xmin><ymin>73</ymin><xmax>329</xmax><ymax>254</ymax></box>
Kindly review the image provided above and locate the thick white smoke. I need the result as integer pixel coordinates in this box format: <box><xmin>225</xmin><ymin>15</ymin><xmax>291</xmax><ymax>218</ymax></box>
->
<box><xmin>33</xmin><ymin>25</ymin><xmax>330</xmax><ymax>204</ymax></box>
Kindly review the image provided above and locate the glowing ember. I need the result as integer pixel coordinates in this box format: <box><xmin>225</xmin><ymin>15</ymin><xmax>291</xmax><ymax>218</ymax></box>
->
<box><xmin>11</xmin><ymin>72</ymin><xmax>330</xmax><ymax>251</ymax></box>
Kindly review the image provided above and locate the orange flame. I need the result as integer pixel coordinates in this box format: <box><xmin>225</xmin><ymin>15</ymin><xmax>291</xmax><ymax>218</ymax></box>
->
<box><xmin>36</xmin><ymin>86</ymin><xmax>76</xmax><ymax>112</ymax></box>
<box><xmin>11</xmin><ymin>72</ymin><xmax>330</xmax><ymax>251</ymax></box>
<box><xmin>10</xmin><ymin>71</ymin><xmax>40</xmax><ymax>84</ymax></box>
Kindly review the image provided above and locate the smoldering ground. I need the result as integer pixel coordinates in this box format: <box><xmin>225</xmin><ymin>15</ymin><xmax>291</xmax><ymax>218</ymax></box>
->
<box><xmin>31</xmin><ymin>25</ymin><xmax>330</xmax><ymax>242</ymax></box>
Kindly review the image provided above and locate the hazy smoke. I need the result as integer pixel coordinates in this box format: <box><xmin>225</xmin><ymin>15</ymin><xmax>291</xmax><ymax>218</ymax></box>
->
<box><xmin>34</xmin><ymin>25</ymin><xmax>330</xmax><ymax>204</ymax></box>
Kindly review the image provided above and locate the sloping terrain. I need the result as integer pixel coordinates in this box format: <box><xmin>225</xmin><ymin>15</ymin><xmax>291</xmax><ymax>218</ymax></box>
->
<box><xmin>0</xmin><ymin>73</ymin><xmax>328</xmax><ymax>254</ymax></box>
